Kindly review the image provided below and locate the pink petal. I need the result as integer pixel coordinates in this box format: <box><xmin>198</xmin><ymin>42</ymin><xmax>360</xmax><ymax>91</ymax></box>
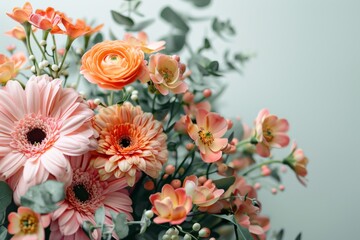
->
<box><xmin>25</xmin><ymin>78</ymin><xmax>41</xmax><ymax>114</ymax></box>
<box><xmin>23</xmin><ymin>159</ymin><xmax>40</xmax><ymax>183</ymax></box>
<box><xmin>154</xmin><ymin>200</ymin><xmax>171</xmax><ymax>217</ymax></box>
<box><xmin>162</xmin><ymin>184</ymin><xmax>178</xmax><ymax>204</ymax></box>
<box><xmin>206</xmin><ymin>113</ymin><xmax>228</xmax><ymax>137</ymax></box>
<box><xmin>256</xmin><ymin>143</ymin><xmax>271</xmax><ymax>158</ymax></box>
<box><xmin>196</xmin><ymin>109</ymin><xmax>208</xmax><ymax>128</ymax></box>
<box><xmin>275</xmin><ymin>118</ymin><xmax>289</xmax><ymax>132</ymax></box>
<box><xmin>200</xmin><ymin>148</ymin><xmax>222</xmax><ymax>163</ymax></box>
<box><xmin>209</xmin><ymin>138</ymin><xmax>228</xmax><ymax>152</ymax></box>
<box><xmin>54</xmin><ymin>135</ymin><xmax>90</xmax><ymax>156</ymax></box>
<box><xmin>0</xmin><ymin>152</ymin><xmax>26</xmax><ymax>178</ymax></box>
<box><xmin>187</xmin><ymin>122</ymin><xmax>200</xmax><ymax>141</ymax></box>
<box><xmin>271</xmin><ymin>133</ymin><xmax>290</xmax><ymax>148</ymax></box>
<box><xmin>40</xmin><ymin>148</ymin><xmax>70</xmax><ymax>180</ymax></box>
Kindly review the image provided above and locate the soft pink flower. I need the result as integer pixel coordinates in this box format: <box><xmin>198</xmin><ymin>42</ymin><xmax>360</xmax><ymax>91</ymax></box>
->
<box><xmin>284</xmin><ymin>142</ymin><xmax>309</xmax><ymax>186</ymax></box>
<box><xmin>11</xmin><ymin>52</ymin><xmax>27</xmax><ymax>75</ymax></box>
<box><xmin>92</xmin><ymin>102</ymin><xmax>168</xmax><ymax>186</ymax></box>
<box><xmin>8</xmin><ymin>206</ymin><xmax>51</xmax><ymax>240</ymax></box>
<box><xmin>124</xmin><ymin>31</ymin><xmax>166</xmax><ymax>54</ymax></box>
<box><xmin>0</xmin><ymin>54</ymin><xmax>15</xmax><ymax>84</ymax></box>
<box><xmin>0</xmin><ymin>75</ymin><xmax>97</xmax><ymax>203</ymax></box>
<box><xmin>149</xmin><ymin>184</ymin><xmax>192</xmax><ymax>225</ymax></box>
<box><xmin>6</xmin><ymin>2</ymin><xmax>33</xmax><ymax>24</ymax></box>
<box><xmin>187</xmin><ymin>109</ymin><xmax>228</xmax><ymax>163</ymax></box>
<box><xmin>29</xmin><ymin>7</ymin><xmax>61</xmax><ymax>30</ymax></box>
<box><xmin>184</xmin><ymin>175</ymin><xmax>224</xmax><ymax>211</ymax></box>
<box><xmin>50</xmin><ymin>153</ymin><xmax>133</xmax><ymax>239</ymax></box>
<box><xmin>5</xmin><ymin>26</ymin><xmax>27</xmax><ymax>40</ymax></box>
<box><xmin>254</xmin><ymin>109</ymin><xmax>290</xmax><ymax>157</ymax></box>
<box><xmin>148</xmin><ymin>53</ymin><xmax>188</xmax><ymax>95</ymax></box>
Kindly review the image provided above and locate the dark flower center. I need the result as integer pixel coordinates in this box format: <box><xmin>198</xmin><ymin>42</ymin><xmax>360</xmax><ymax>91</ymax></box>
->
<box><xmin>119</xmin><ymin>137</ymin><xmax>131</xmax><ymax>148</ymax></box>
<box><xmin>73</xmin><ymin>184</ymin><xmax>90</xmax><ymax>203</ymax></box>
<box><xmin>27</xmin><ymin>128</ymin><xmax>46</xmax><ymax>145</ymax></box>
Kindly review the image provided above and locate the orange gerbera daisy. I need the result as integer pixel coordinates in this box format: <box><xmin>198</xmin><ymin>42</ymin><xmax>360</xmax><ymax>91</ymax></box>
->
<box><xmin>92</xmin><ymin>102</ymin><xmax>168</xmax><ymax>186</ymax></box>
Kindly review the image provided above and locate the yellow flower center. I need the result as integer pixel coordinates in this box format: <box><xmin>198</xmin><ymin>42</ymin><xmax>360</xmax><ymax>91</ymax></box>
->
<box><xmin>263</xmin><ymin>128</ymin><xmax>274</xmax><ymax>142</ymax></box>
<box><xmin>198</xmin><ymin>129</ymin><xmax>214</xmax><ymax>146</ymax></box>
<box><xmin>159</xmin><ymin>67</ymin><xmax>174</xmax><ymax>83</ymax></box>
<box><xmin>20</xmin><ymin>214</ymin><xmax>38</xmax><ymax>234</ymax></box>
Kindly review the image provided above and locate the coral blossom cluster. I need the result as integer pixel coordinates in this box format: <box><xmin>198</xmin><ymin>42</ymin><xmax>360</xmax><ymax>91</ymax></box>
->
<box><xmin>0</xmin><ymin>1</ymin><xmax>310</xmax><ymax>240</ymax></box>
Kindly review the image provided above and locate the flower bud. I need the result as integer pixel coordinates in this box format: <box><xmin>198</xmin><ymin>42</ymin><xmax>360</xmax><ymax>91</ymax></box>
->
<box><xmin>145</xmin><ymin>210</ymin><xmax>154</xmax><ymax>219</ymax></box>
<box><xmin>203</xmin><ymin>89</ymin><xmax>212</xmax><ymax>98</ymax></box>
<box><xmin>40</xmin><ymin>40</ymin><xmax>47</xmax><ymax>46</ymax></box>
<box><xmin>192</xmin><ymin>223</ymin><xmax>201</xmax><ymax>231</ymax></box>
<box><xmin>198</xmin><ymin>228</ymin><xmax>210</xmax><ymax>238</ymax></box>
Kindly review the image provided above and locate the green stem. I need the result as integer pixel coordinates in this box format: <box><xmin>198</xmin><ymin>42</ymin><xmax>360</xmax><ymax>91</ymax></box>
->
<box><xmin>24</xmin><ymin>23</ymin><xmax>39</xmax><ymax>75</ymax></box>
<box><xmin>206</xmin><ymin>163</ymin><xmax>213</xmax><ymax>179</ymax></box>
<box><xmin>58</xmin><ymin>37</ymin><xmax>74</xmax><ymax>78</ymax></box>
<box><xmin>241</xmin><ymin>159</ymin><xmax>283</xmax><ymax>176</ymax></box>
<box><xmin>31</xmin><ymin>30</ymin><xmax>47</xmax><ymax>60</ymax></box>
<box><xmin>236</xmin><ymin>139</ymin><xmax>252</xmax><ymax>148</ymax></box>
<box><xmin>173</xmin><ymin>148</ymin><xmax>196</xmax><ymax>177</ymax></box>
<box><xmin>108</xmin><ymin>91</ymin><xmax>114</xmax><ymax>106</ymax></box>
<box><xmin>151</xmin><ymin>93</ymin><xmax>157</xmax><ymax>114</ymax></box>
<box><xmin>52</xmin><ymin>34</ymin><xmax>59</xmax><ymax>65</ymax></box>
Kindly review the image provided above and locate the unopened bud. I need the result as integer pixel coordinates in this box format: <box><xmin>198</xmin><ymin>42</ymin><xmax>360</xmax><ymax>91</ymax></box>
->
<box><xmin>40</xmin><ymin>40</ymin><xmax>47</xmax><ymax>46</ymax></box>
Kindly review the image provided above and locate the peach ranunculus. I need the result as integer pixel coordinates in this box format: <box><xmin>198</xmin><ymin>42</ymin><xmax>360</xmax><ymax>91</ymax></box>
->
<box><xmin>6</xmin><ymin>2</ymin><xmax>33</xmax><ymax>24</ymax></box>
<box><xmin>148</xmin><ymin>54</ymin><xmax>188</xmax><ymax>95</ymax></box>
<box><xmin>5</xmin><ymin>26</ymin><xmax>27</xmax><ymax>41</ymax></box>
<box><xmin>29</xmin><ymin>7</ymin><xmax>62</xmax><ymax>31</ymax></box>
<box><xmin>0</xmin><ymin>54</ymin><xmax>15</xmax><ymax>84</ymax></box>
<box><xmin>149</xmin><ymin>184</ymin><xmax>192</xmax><ymax>225</ymax></box>
<box><xmin>8</xmin><ymin>207</ymin><xmax>51</xmax><ymax>240</ymax></box>
<box><xmin>254</xmin><ymin>108</ymin><xmax>290</xmax><ymax>157</ymax></box>
<box><xmin>124</xmin><ymin>31</ymin><xmax>166</xmax><ymax>54</ymax></box>
<box><xmin>283</xmin><ymin>142</ymin><xmax>309</xmax><ymax>186</ymax></box>
<box><xmin>80</xmin><ymin>40</ymin><xmax>148</xmax><ymax>90</ymax></box>
<box><xmin>187</xmin><ymin>109</ymin><xmax>228</xmax><ymax>163</ymax></box>
<box><xmin>184</xmin><ymin>175</ymin><xmax>224</xmax><ymax>211</ymax></box>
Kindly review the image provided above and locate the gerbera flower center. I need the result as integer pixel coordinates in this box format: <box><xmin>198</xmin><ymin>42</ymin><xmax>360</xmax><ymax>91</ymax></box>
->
<box><xmin>263</xmin><ymin>128</ymin><xmax>274</xmax><ymax>142</ymax></box>
<box><xmin>198</xmin><ymin>129</ymin><xmax>214</xmax><ymax>146</ymax></box>
<box><xmin>20</xmin><ymin>214</ymin><xmax>38</xmax><ymax>234</ymax></box>
<box><xmin>26</xmin><ymin>128</ymin><xmax>46</xmax><ymax>145</ymax></box>
<box><xmin>119</xmin><ymin>136</ymin><xmax>131</xmax><ymax>148</ymax></box>
<box><xmin>73</xmin><ymin>184</ymin><xmax>91</xmax><ymax>203</ymax></box>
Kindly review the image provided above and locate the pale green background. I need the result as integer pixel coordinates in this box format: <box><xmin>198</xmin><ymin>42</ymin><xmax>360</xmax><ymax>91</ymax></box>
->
<box><xmin>1</xmin><ymin>0</ymin><xmax>359</xmax><ymax>239</ymax></box>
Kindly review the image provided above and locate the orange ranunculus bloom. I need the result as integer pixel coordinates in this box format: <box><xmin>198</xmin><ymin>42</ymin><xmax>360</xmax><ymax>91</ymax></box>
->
<box><xmin>5</xmin><ymin>26</ymin><xmax>27</xmax><ymax>40</ymax></box>
<box><xmin>6</xmin><ymin>2</ymin><xmax>33</xmax><ymax>24</ymax></box>
<box><xmin>29</xmin><ymin>7</ymin><xmax>61</xmax><ymax>30</ymax></box>
<box><xmin>80</xmin><ymin>40</ymin><xmax>149</xmax><ymax>90</ymax></box>
<box><xmin>0</xmin><ymin>54</ymin><xmax>15</xmax><ymax>84</ymax></box>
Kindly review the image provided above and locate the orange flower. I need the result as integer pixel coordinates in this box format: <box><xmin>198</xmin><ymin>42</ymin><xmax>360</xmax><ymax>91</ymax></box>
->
<box><xmin>284</xmin><ymin>142</ymin><xmax>309</xmax><ymax>186</ymax></box>
<box><xmin>29</xmin><ymin>7</ymin><xmax>61</xmax><ymax>30</ymax></box>
<box><xmin>8</xmin><ymin>207</ymin><xmax>50</xmax><ymax>240</ymax></box>
<box><xmin>6</xmin><ymin>2</ymin><xmax>33</xmax><ymax>24</ymax></box>
<box><xmin>11</xmin><ymin>52</ymin><xmax>27</xmax><ymax>74</ymax></box>
<box><xmin>5</xmin><ymin>26</ymin><xmax>27</xmax><ymax>40</ymax></box>
<box><xmin>92</xmin><ymin>102</ymin><xmax>168</xmax><ymax>186</ymax></box>
<box><xmin>51</xmin><ymin>14</ymin><xmax>94</xmax><ymax>39</ymax></box>
<box><xmin>0</xmin><ymin>54</ymin><xmax>15</xmax><ymax>84</ymax></box>
<box><xmin>124</xmin><ymin>31</ymin><xmax>166</xmax><ymax>54</ymax></box>
<box><xmin>80</xmin><ymin>40</ymin><xmax>149</xmax><ymax>90</ymax></box>
<box><xmin>149</xmin><ymin>184</ymin><xmax>192</xmax><ymax>225</ymax></box>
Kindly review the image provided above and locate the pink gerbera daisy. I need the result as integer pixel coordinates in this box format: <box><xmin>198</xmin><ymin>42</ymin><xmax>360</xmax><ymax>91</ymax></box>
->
<box><xmin>92</xmin><ymin>102</ymin><xmax>168</xmax><ymax>186</ymax></box>
<box><xmin>0</xmin><ymin>75</ymin><xmax>97</xmax><ymax>203</ymax></box>
<box><xmin>50</xmin><ymin>153</ymin><xmax>133</xmax><ymax>239</ymax></box>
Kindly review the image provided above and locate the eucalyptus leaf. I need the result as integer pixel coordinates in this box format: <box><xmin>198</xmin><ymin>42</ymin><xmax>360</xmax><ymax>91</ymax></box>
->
<box><xmin>208</xmin><ymin>61</ymin><xmax>219</xmax><ymax>71</ymax></box>
<box><xmin>111</xmin><ymin>10</ymin><xmax>134</xmax><ymax>27</ymax></box>
<box><xmin>0</xmin><ymin>226</ymin><xmax>7</xmax><ymax>240</ymax></box>
<box><xmin>275</xmin><ymin>229</ymin><xmax>284</xmax><ymax>240</ymax></box>
<box><xmin>213</xmin><ymin>176</ymin><xmax>235</xmax><ymax>190</ymax></box>
<box><xmin>295</xmin><ymin>232</ymin><xmax>302</xmax><ymax>240</ymax></box>
<box><xmin>126</xmin><ymin>19</ymin><xmax>155</xmax><ymax>32</ymax></box>
<box><xmin>0</xmin><ymin>181</ymin><xmax>12</xmax><ymax>212</ymax></box>
<box><xmin>187</xmin><ymin>0</ymin><xmax>212</xmax><ymax>8</ymax></box>
<box><xmin>92</xmin><ymin>33</ymin><xmax>103</xmax><ymax>45</ymax></box>
<box><xmin>160</xmin><ymin>7</ymin><xmax>189</xmax><ymax>33</ymax></box>
<box><xmin>161</xmin><ymin>34</ymin><xmax>186</xmax><ymax>53</ymax></box>
<box><xmin>109</xmin><ymin>29</ymin><xmax>118</xmax><ymax>40</ymax></box>
<box><xmin>20</xmin><ymin>180</ymin><xmax>64</xmax><ymax>214</ymax></box>
<box><xmin>213</xmin><ymin>214</ymin><xmax>253</xmax><ymax>240</ymax></box>
<box><xmin>113</xmin><ymin>213</ymin><xmax>129</xmax><ymax>239</ymax></box>
<box><xmin>95</xmin><ymin>206</ymin><xmax>105</xmax><ymax>234</ymax></box>
<box><xmin>82</xmin><ymin>220</ymin><xmax>95</xmax><ymax>240</ymax></box>
<box><xmin>0</xmin><ymin>211</ymin><xmax>4</xmax><ymax>225</ymax></box>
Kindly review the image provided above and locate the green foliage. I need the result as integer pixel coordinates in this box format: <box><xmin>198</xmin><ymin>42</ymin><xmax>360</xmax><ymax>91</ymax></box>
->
<box><xmin>0</xmin><ymin>226</ymin><xmax>7</xmax><ymax>240</ymax></box>
<box><xmin>112</xmin><ymin>212</ymin><xmax>129</xmax><ymax>239</ymax></box>
<box><xmin>212</xmin><ymin>17</ymin><xmax>236</xmax><ymax>39</ymax></box>
<box><xmin>161</xmin><ymin>34</ymin><xmax>186</xmax><ymax>53</ymax></box>
<box><xmin>213</xmin><ymin>176</ymin><xmax>236</xmax><ymax>190</ymax></box>
<box><xmin>111</xmin><ymin>10</ymin><xmax>134</xmax><ymax>27</ymax></box>
<box><xmin>20</xmin><ymin>181</ymin><xmax>65</xmax><ymax>214</ymax></box>
<box><xmin>92</xmin><ymin>33</ymin><xmax>104</xmax><ymax>45</ymax></box>
<box><xmin>295</xmin><ymin>233</ymin><xmax>302</xmax><ymax>240</ymax></box>
<box><xmin>95</xmin><ymin>206</ymin><xmax>105</xmax><ymax>235</ymax></box>
<box><xmin>0</xmin><ymin>182</ymin><xmax>12</xmax><ymax>215</ymax></box>
<box><xmin>213</xmin><ymin>214</ymin><xmax>253</xmax><ymax>240</ymax></box>
<box><xmin>160</xmin><ymin>7</ymin><xmax>189</xmax><ymax>33</ymax></box>
<box><xmin>82</xmin><ymin>220</ymin><xmax>96</xmax><ymax>240</ymax></box>
<box><xmin>185</xmin><ymin>0</ymin><xmax>212</xmax><ymax>8</ymax></box>
<box><xmin>126</xmin><ymin>19</ymin><xmax>155</xmax><ymax>32</ymax></box>
<box><xmin>275</xmin><ymin>229</ymin><xmax>284</xmax><ymax>240</ymax></box>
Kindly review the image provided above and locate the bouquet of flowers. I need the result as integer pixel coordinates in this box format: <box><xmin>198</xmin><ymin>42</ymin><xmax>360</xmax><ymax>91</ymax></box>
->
<box><xmin>0</xmin><ymin>1</ymin><xmax>309</xmax><ymax>240</ymax></box>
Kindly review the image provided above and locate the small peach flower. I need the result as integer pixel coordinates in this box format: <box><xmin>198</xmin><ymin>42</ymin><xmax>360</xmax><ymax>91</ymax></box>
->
<box><xmin>124</xmin><ymin>31</ymin><xmax>166</xmax><ymax>54</ymax></box>
<box><xmin>92</xmin><ymin>102</ymin><xmax>168</xmax><ymax>186</ymax></box>
<box><xmin>187</xmin><ymin>109</ymin><xmax>228</xmax><ymax>163</ymax></box>
<box><xmin>184</xmin><ymin>175</ymin><xmax>224</xmax><ymax>210</ymax></box>
<box><xmin>81</xmin><ymin>40</ymin><xmax>148</xmax><ymax>90</ymax></box>
<box><xmin>52</xmin><ymin>14</ymin><xmax>95</xmax><ymax>40</ymax></box>
<box><xmin>148</xmin><ymin>54</ymin><xmax>188</xmax><ymax>95</ymax></box>
<box><xmin>8</xmin><ymin>207</ymin><xmax>50</xmax><ymax>240</ymax></box>
<box><xmin>149</xmin><ymin>184</ymin><xmax>192</xmax><ymax>225</ymax></box>
<box><xmin>5</xmin><ymin>26</ymin><xmax>27</xmax><ymax>40</ymax></box>
<box><xmin>284</xmin><ymin>142</ymin><xmax>309</xmax><ymax>186</ymax></box>
<box><xmin>254</xmin><ymin>109</ymin><xmax>290</xmax><ymax>157</ymax></box>
<box><xmin>6</xmin><ymin>2</ymin><xmax>33</xmax><ymax>24</ymax></box>
<box><xmin>11</xmin><ymin>52</ymin><xmax>27</xmax><ymax>75</ymax></box>
<box><xmin>0</xmin><ymin>54</ymin><xmax>15</xmax><ymax>84</ymax></box>
<box><xmin>29</xmin><ymin>7</ymin><xmax>61</xmax><ymax>30</ymax></box>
